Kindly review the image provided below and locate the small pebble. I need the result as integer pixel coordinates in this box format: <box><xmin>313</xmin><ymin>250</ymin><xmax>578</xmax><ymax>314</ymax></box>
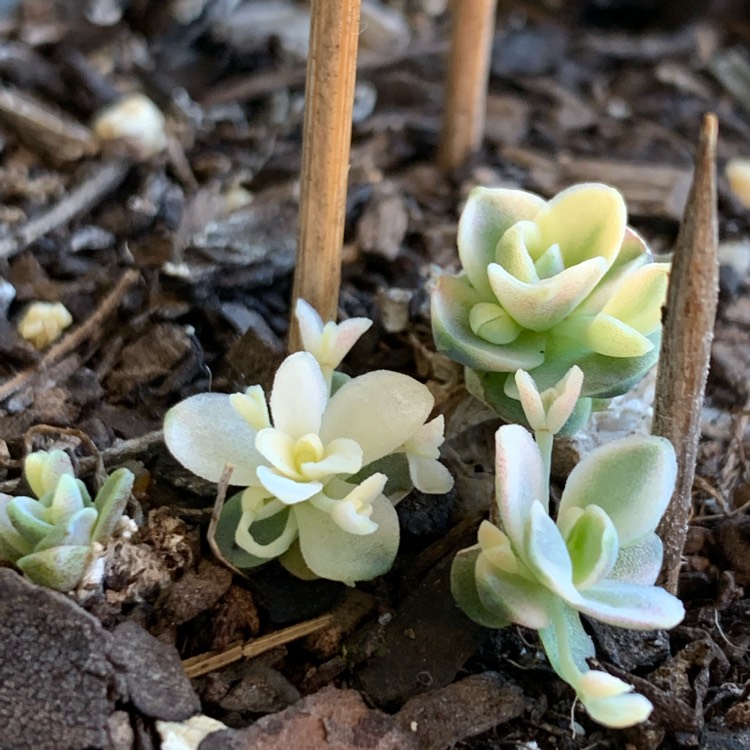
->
<box><xmin>17</xmin><ymin>301</ymin><xmax>72</xmax><ymax>349</ymax></box>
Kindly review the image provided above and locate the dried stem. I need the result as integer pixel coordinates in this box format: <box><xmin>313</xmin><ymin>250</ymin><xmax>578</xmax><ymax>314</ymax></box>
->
<box><xmin>0</xmin><ymin>159</ymin><xmax>129</xmax><ymax>260</ymax></box>
<box><xmin>438</xmin><ymin>0</ymin><xmax>498</xmax><ymax>171</ymax></box>
<box><xmin>288</xmin><ymin>0</ymin><xmax>362</xmax><ymax>351</ymax></box>
<box><xmin>182</xmin><ymin>614</ymin><xmax>334</xmax><ymax>678</ymax></box>
<box><xmin>653</xmin><ymin>113</ymin><xmax>719</xmax><ymax>595</ymax></box>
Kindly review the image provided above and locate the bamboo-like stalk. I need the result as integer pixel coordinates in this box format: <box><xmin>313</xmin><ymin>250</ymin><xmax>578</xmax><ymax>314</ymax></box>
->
<box><xmin>438</xmin><ymin>0</ymin><xmax>498</xmax><ymax>171</ymax></box>
<box><xmin>653</xmin><ymin>113</ymin><xmax>719</xmax><ymax>595</ymax></box>
<box><xmin>288</xmin><ymin>0</ymin><xmax>362</xmax><ymax>352</ymax></box>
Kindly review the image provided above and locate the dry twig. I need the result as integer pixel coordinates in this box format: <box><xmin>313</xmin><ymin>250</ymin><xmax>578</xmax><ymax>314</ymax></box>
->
<box><xmin>182</xmin><ymin>614</ymin><xmax>334</xmax><ymax>678</ymax></box>
<box><xmin>653</xmin><ymin>114</ymin><xmax>719</xmax><ymax>594</ymax></box>
<box><xmin>0</xmin><ymin>159</ymin><xmax>129</xmax><ymax>261</ymax></box>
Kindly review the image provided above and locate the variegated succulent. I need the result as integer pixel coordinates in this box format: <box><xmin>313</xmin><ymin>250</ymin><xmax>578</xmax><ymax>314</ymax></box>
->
<box><xmin>451</xmin><ymin>368</ymin><xmax>684</xmax><ymax>728</ymax></box>
<box><xmin>164</xmin><ymin>300</ymin><xmax>453</xmax><ymax>585</ymax></box>
<box><xmin>0</xmin><ymin>450</ymin><xmax>134</xmax><ymax>591</ymax></box>
<box><xmin>431</xmin><ymin>183</ymin><xmax>669</xmax><ymax>433</ymax></box>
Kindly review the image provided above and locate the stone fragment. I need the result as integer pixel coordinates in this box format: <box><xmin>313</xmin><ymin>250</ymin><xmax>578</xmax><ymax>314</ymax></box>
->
<box><xmin>0</xmin><ymin>569</ymin><xmax>120</xmax><ymax>750</ymax></box>
<box><xmin>397</xmin><ymin>672</ymin><xmax>526</xmax><ymax>750</ymax></box>
<box><xmin>200</xmin><ymin>687</ymin><xmax>417</xmax><ymax>750</ymax></box>
<box><xmin>109</xmin><ymin>620</ymin><xmax>200</xmax><ymax>721</ymax></box>
<box><xmin>354</xmin><ymin>556</ymin><xmax>486</xmax><ymax>707</ymax></box>
<box><xmin>587</xmin><ymin>621</ymin><xmax>671</xmax><ymax>672</ymax></box>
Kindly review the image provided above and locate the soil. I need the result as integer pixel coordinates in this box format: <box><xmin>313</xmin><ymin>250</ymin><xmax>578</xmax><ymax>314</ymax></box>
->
<box><xmin>1</xmin><ymin>1</ymin><xmax>750</xmax><ymax>749</ymax></box>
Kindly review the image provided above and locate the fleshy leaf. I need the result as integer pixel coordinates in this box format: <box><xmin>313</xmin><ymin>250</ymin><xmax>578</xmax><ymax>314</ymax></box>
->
<box><xmin>92</xmin><ymin>468</ymin><xmax>133</xmax><ymax>542</ymax></box>
<box><xmin>17</xmin><ymin>545</ymin><xmax>91</xmax><ymax>591</ymax></box>
<box><xmin>48</xmin><ymin>474</ymin><xmax>85</xmax><ymax>525</ymax></box>
<box><xmin>164</xmin><ymin>393</ymin><xmax>263</xmax><ymax>485</ymax></box>
<box><xmin>559</xmin><ymin>434</ymin><xmax>677</xmax><ymax>545</ymax></box>
<box><xmin>451</xmin><ymin>546</ymin><xmax>511</xmax><ymax>628</ymax></box>
<box><xmin>495</xmin><ymin>425</ymin><xmax>547</xmax><ymax>549</ymax></box>
<box><xmin>581</xmin><ymin>686</ymin><xmax>653</xmax><ymax>729</ymax></box>
<box><xmin>524</xmin><ymin>500</ymin><xmax>580</xmax><ymax>602</ymax></box>
<box><xmin>457</xmin><ymin>186</ymin><xmax>544</xmax><ymax>297</ymax></box>
<box><xmin>564</xmin><ymin>505</ymin><xmax>618</xmax><ymax>590</ymax></box>
<box><xmin>295</xmin><ymin>494</ymin><xmax>399</xmax><ymax>584</ymax></box>
<box><xmin>609</xmin><ymin>532</ymin><xmax>663</xmax><ymax>585</ymax></box>
<box><xmin>576</xmin><ymin>579</ymin><xmax>685</xmax><ymax>629</ymax></box>
<box><xmin>599</xmin><ymin>262</ymin><xmax>670</xmax><ymax>335</ymax></box>
<box><xmin>0</xmin><ymin>495</ymin><xmax>33</xmax><ymax>560</ymax></box>
<box><xmin>487</xmin><ymin>257</ymin><xmax>608</xmax><ymax>332</ymax></box>
<box><xmin>212</xmin><ymin>493</ymin><xmax>277</xmax><ymax>569</ymax></box>
<box><xmin>431</xmin><ymin>275</ymin><xmax>547</xmax><ymax>372</ymax></box>
<box><xmin>35</xmin><ymin>507</ymin><xmax>98</xmax><ymax>551</ymax></box>
<box><xmin>296</xmin><ymin>299</ymin><xmax>372</xmax><ymax>370</ymax></box>
<box><xmin>320</xmin><ymin>370</ymin><xmax>434</xmax><ymax>465</ymax></box>
<box><xmin>534</xmin><ymin>183</ymin><xmax>627</xmax><ymax>269</ymax></box>
<box><xmin>475</xmin><ymin>553</ymin><xmax>551</xmax><ymax>629</ymax></box>
<box><xmin>7</xmin><ymin>496</ymin><xmax>54</xmax><ymax>546</ymax></box>
<box><xmin>269</xmin><ymin>351</ymin><xmax>328</xmax><ymax>439</ymax></box>
<box><xmin>256</xmin><ymin>466</ymin><xmax>322</xmax><ymax>505</ymax></box>
<box><xmin>583</xmin><ymin>314</ymin><xmax>654</xmax><ymax>358</ymax></box>
<box><xmin>25</xmin><ymin>450</ymin><xmax>75</xmax><ymax>499</ymax></box>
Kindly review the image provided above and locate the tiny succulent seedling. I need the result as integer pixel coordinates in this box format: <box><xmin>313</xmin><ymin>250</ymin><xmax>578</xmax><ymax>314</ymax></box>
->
<box><xmin>451</xmin><ymin>369</ymin><xmax>684</xmax><ymax>727</ymax></box>
<box><xmin>431</xmin><ymin>183</ymin><xmax>670</xmax><ymax>433</ymax></box>
<box><xmin>0</xmin><ymin>450</ymin><xmax>134</xmax><ymax>591</ymax></box>
<box><xmin>164</xmin><ymin>299</ymin><xmax>454</xmax><ymax>585</ymax></box>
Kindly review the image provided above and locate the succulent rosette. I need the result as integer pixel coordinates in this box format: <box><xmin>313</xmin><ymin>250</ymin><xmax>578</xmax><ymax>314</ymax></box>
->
<box><xmin>431</xmin><ymin>183</ymin><xmax>669</xmax><ymax>433</ymax></box>
<box><xmin>0</xmin><ymin>450</ymin><xmax>133</xmax><ymax>591</ymax></box>
<box><xmin>451</xmin><ymin>424</ymin><xmax>684</xmax><ymax>727</ymax></box>
<box><xmin>164</xmin><ymin>301</ymin><xmax>453</xmax><ymax>585</ymax></box>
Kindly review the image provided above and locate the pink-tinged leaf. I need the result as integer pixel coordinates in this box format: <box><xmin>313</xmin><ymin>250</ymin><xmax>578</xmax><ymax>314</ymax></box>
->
<box><xmin>494</xmin><ymin>425</ymin><xmax>546</xmax><ymax>550</ymax></box>
<box><xmin>458</xmin><ymin>187</ymin><xmax>544</xmax><ymax>297</ymax></box>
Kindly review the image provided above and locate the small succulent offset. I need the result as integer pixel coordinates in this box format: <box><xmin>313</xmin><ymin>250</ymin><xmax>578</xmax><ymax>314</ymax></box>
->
<box><xmin>164</xmin><ymin>300</ymin><xmax>454</xmax><ymax>585</ymax></box>
<box><xmin>431</xmin><ymin>183</ymin><xmax>670</xmax><ymax>433</ymax></box>
<box><xmin>0</xmin><ymin>450</ymin><xmax>134</xmax><ymax>591</ymax></box>
<box><xmin>451</xmin><ymin>368</ymin><xmax>684</xmax><ymax>728</ymax></box>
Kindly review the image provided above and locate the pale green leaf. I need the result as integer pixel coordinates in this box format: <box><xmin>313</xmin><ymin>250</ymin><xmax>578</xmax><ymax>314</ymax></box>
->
<box><xmin>92</xmin><ymin>468</ymin><xmax>133</xmax><ymax>543</ymax></box>
<box><xmin>295</xmin><ymin>494</ymin><xmax>399</xmax><ymax>583</ymax></box>
<box><xmin>559</xmin><ymin>434</ymin><xmax>677</xmax><ymax>545</ymax></box>
<box><xmin>494</xmin><ymin>425</ymin><xmax>546</xmax><ymax>549</ymax></box>
<box><xmin>431</xmin><ymin>275</ymin><xmax>547</xmax><ymax>372</ymax></box>
<box><xmin>609</xmin><ymin>532</ymin><xmax>663</xmax><ymax>585</ymax></box>
<box><xmin>34</xmin><ymin>507</ymin><xmax>98</xmax><ymax>551</ymax></box>
<box><xmin>457</xmin><ymin>186</ymin><xmax>544</xmax><ymax>297</ymax></box>
<box><xmin>563</xmin><ymin>505</ymin><xmax>618</xmax><ymax>590</ymax></box>
<box><xmin>576</xmin><ymin>580</ymin><xmax>685</xmax><ymax>629</ymax></box>
<box><xmin>17</xmin><ymin>545</ymin><xmax>90</xmax><ymax>591</ymax></box>
<box><xmin>487</xmin><ymin>257</ymin><xmax>608</xmax><ymax>332</ymax></box>
<box><xmin>320</xmin><ymin>370</ymin><xmax>433</xmax><ymax>466</ymax></box>
<box><xmin>475</xmin><ymin>553</ymin><xmax>551</xmax><ymax>629</ymax></box>
<box><xmin>7</xmin><ymin>496</ymin><xmax>54</xmax><ymax>546</ymax></box>
<box><xmin>164</xmin><ymin>393</ymin><xmax>263</xmax><ymax>485</ymax></box>
<box><xmin>450</xmin><ymin>547</ymin><xmax>510</xmax><ymax>629</ymax></box>
<box><xmin>534</xmin><ymin>183</ymin><xmax>626</xmax><ymax>268</ymax></box>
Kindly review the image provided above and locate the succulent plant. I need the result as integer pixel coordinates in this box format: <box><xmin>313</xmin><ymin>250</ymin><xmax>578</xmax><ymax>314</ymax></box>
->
<box><xmin>450</xmin><ymin>368</ymin><xmax>684</xmax><ymax>728</ymax></box>
<box><xmin>431</xmin><ymin>183</ymin><xmax>670</xmax><ymax>433</ymax></box>
<box><xmin>0</xmin><ymin>450</ymin><xmax>134</xmax><ymax>591</ymax></box>
<box><xmin>164</xmin><ymin>300</ymin><xmax>453</xmax><ymax>585</ymax></box>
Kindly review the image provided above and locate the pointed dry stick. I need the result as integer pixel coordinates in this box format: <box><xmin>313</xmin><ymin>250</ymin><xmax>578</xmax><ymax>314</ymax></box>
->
<box><xmin>653</xmin><ymin>113</ymin><xmax>719</xmax><ymax>595</ymax></box>
<box><xmin>288</xmin><ymin>0</ymin><xmax>362</xmax><ymax>352</ymax></box>
<box><xmin>438</xmin><ymin>0</ymin><xmax>498</xmax><ymax>171</ymax></box>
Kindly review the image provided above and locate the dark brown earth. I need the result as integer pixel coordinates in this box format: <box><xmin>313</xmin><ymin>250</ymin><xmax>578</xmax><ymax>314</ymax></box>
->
<box><xmin>1</xmin><ymin>1</ymin><xmax>750</xmax><ymax>748</ymax></box>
